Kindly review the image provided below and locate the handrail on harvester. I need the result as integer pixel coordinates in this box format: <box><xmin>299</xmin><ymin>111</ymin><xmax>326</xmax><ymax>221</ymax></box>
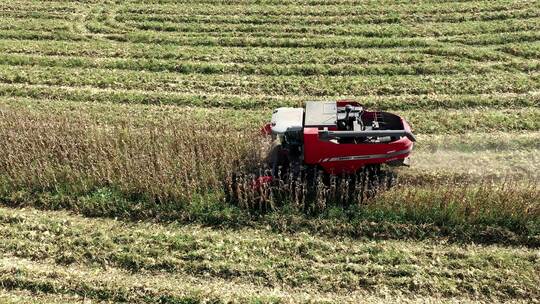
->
<box><xmin>318</xmin><ymin>130</ymin><xmax>417</xmax><ymax>142</ymax></box>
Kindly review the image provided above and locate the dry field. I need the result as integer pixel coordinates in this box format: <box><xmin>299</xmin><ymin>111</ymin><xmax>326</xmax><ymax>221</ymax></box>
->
<box><xmin>0</xmin><ymin>0</ymin><xmax>539</xmax><ymax>302</ymax></box>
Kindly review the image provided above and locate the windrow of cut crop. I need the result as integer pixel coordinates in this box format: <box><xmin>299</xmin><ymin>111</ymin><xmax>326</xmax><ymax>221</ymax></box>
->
<box><xmin>0</xmin><ymin>18</ymin><xmax>74</xmax><ymax>32</ymax></box>
<box><xmin>5</xmin><ymin>53</ymin><xmax>539</xmax><ymax>77</ymax></box>
<box><xmin>115</xmin><ymin>6</ymin><xmax>537</xmax><ymax>25</ymax></box>
<box><xmin>2</xmin><ymin>205</ymin><xmax>540</xmax><ymax>301</ymax></box>
<box><xmin>116</xmin><ymin>1</ymin><xmax>531</xmax><ymax>17</ymax></box>
<box><xmin>1</xmin><ymin>64</ymin><xmax>538</xmax><ymax>97</ymax></box>
<box><xmin>499</xmin><ymin>42</ymin><xmax>540</xmax><ymax>59</ymax></box>
<box><xmin>0</xmin><ymin>39</ymin><xmax>517</xmax><ymax>65</ymax></box>
<box><xmin>120</xmin><ymin>18</ymin><xmax>540</xmax><ymax>39</ymax></box>
<box><xmin>0</xmin><ymin>30</ymin><xmax>86</xmax><ymax>42</ymax></box>
<box><xmin>1</xmin><ymin>95</ymin><xmax>539</xmax><ymax>134</ymax></box>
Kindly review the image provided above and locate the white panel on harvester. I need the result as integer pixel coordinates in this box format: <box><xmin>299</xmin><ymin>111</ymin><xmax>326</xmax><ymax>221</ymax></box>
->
<box><xmin>304</xmin><ymin>101</ymin><xmax>337</xmax><ymax>127</ymax></box>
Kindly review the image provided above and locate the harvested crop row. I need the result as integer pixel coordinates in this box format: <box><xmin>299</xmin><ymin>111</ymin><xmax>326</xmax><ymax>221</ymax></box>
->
<box><xmin>105</xmin><ymin>32</ymin><xmax>440</xmax><ymax>48</ymax></box>
<box><xmin>0</xmin><ymin>11</ymin><xmax>78</xmax><ymax>20</ymax></box>
<box><xmin>416</xmin><ymin>45</ymin><xmax>519</xmax><ymax>61</ymax></box>
<box><xmin>3</xmin><ymin>53</ymin><xmax>533</xmax><ymax>77</ymax></box>
<box><xmin>0</xmin><ymin>30</ymin><xmax>86</xmax><ymax>42</ymax></box>
<box><xmin>117</xmin><ymin>1</ymin><xmax>531</xmax><ymax>17</ymax></box>
<box><xmin>102</xmin><ymin>30</ymin><xmax>540</xmax><ymax>48</ymax></box>
<box><xmin>122</xmin><ymin>18</ymin><xmax>540</xmax><ymax>39</ymax></box>
<box><xmin>0</xmin><ymin>39</ymin><xmax>479</xmax><ymax>64</ymax></box>
<box><xmin>99</xmin><ymin>27</ymin><xmax>540</xmax><ymax>44</ymax></box>
<box><xmin>0</xmin><ymin>39</ymin><xmax>526</xmax><ymax>65</ymax></box>
<box><xmin>3</xmin><ymin>40</ymin><xmax>532</xmax><ymax>75</ymax></box>
<box><xmin>0</xmin><ymin>1</ymin><xmax>84</xmax><ymax>13</ymax></box>
<box><xmin>1</xmin><ymin>64</ymin><xmax>537</xmax><ymax>97</ymax></box>
<box><xmin>117</xmin><ymin>0</ymin><xmax>525</xmax><ymax>6</ymax></box>
<box><xmin>499</xmin><ymin>42</ymin><xmax>540</xmax><ymax>59</ymax></box>
<box><xmin>0</xmin><ymin>206</ymin><xmax>538</xmax><ymax>302</ymax></box>
<box><xmin>2</xmin><ymin>97</ymin><xmax>539</xmax><ymax>134</ymax></box>
<box><xmin>1</xmin><ymin>84</ymin><xmax>538</xmax><ymax>112</ymax></box>
<box><xmin>440</xmin><ymin>30</ymin><xmax>540</xmax><ymax>46</ymax></box>
<box><xmin>0</xmin><ymin>18</ymin><xmax>75</xmax><ymax>32</ymax></box>
<box><xmin>116</xmin><ymin>7</ymin><xmax>538</xmax><ymax>25</ymax></box>
<box><xmin>0</xmin><ymin>288</ymin><xmax>87</xmax><ymax>304</ymax></box>
<box><xmin>6</xmin><ymin>53</ymin><xmax>535</xmax><ymax>77</ymax></box>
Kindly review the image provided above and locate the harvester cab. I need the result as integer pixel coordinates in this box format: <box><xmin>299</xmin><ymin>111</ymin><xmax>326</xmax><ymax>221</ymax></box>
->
<box><xmin>263</xmin><ymin>100</ymin><xmax>416</xmax><ymax>179</ymax></box>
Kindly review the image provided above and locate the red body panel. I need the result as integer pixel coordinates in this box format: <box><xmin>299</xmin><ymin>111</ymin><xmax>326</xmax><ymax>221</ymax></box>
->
<box><xmin>303</xmin><ymin>119</ymin><xmax>414</xmax><ymax>175</ymax></box>
<box><xmin>261</xmin><ymin>123</ymin><xmax>272</xmax><ymax>136</ymax></box>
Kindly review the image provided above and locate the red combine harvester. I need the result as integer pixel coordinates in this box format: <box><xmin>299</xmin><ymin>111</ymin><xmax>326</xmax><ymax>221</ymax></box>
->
<box><xmin>261</xmin><ymin>100</ymin><xmax>416</xmax><ymax>182</ymax></box>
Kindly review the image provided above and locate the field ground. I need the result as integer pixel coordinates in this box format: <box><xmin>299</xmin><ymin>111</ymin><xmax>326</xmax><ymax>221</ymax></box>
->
<box><xmin>0</xmin><ymin>206</ymin><xmax>539</xmax><ymax>303</ymax></box>
<box><xmin>0</xmin><ymin>0</ymin><xmax>539</xmax><ymax>302</ymax></box>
